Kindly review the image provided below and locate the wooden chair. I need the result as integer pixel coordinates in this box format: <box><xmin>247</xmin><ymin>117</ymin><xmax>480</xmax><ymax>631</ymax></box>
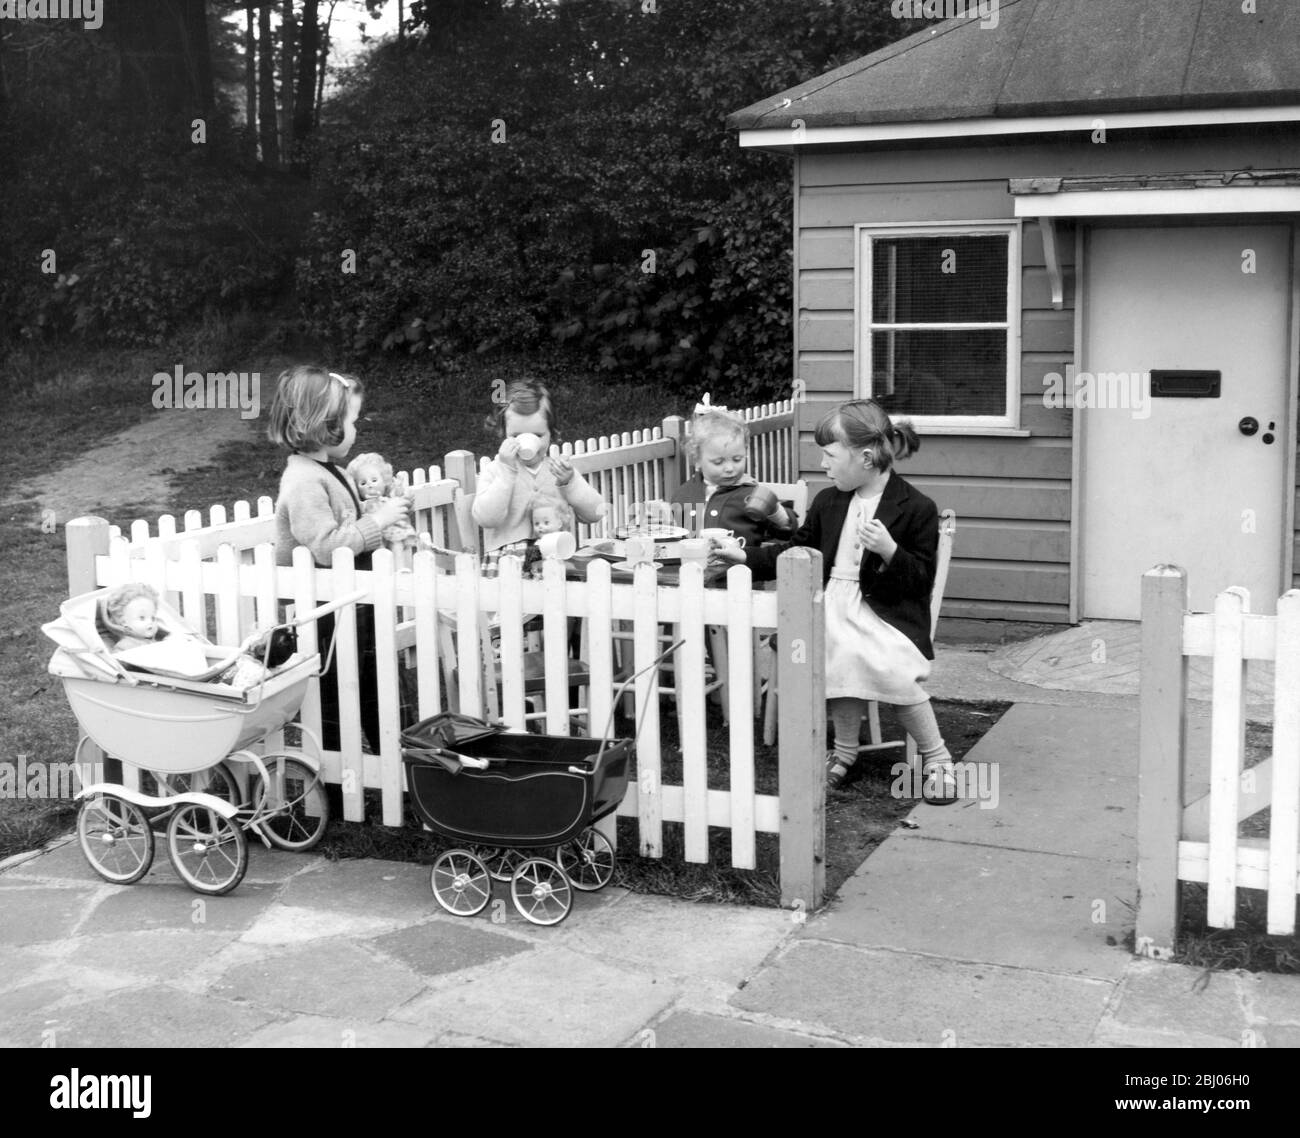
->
<box><xmin>760</xmin><ymin>508</ymin><xmax>957</xmax><ymax>763</ymax></box>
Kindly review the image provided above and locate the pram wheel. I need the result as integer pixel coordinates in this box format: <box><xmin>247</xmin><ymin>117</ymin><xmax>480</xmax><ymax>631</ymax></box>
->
<box><xmin>77</xmin><ymin>794</ymin><xmax>155</xmax><ymax>884</ymax></box>
<box><xmin>165</xmin><ymin>804</ymin><xmax>249</xmax><ymax>895</ymax></box>
<box><xmin>556</xmin><ymin>827</ymin><xmax>615</xmax><ymax>892</ymax></box>
<box><xmin>250</xmin><ymin>755</ymin><xmax>329</xmax><ymax>851</ymax></box>
<box><xmin>475</xmin><ymin>846</ymin><xmax>527</xmax><ymax>883</ymax></box>
<box><xmin>510</xmin><ymin>858</ymin><xmax>573</xmax><ymax>926</ymax></box>
<box><xmin>431</xmin><ymin>850</ymin><xmax>492</xmax><ymax>917</ymax></box>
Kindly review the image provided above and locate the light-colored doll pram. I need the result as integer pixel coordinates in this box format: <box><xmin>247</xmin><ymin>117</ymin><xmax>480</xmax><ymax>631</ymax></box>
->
<box><xmin>43</xmin><ymin>586</ymin><xmax>364</xmax><ymax>895</ymax></box>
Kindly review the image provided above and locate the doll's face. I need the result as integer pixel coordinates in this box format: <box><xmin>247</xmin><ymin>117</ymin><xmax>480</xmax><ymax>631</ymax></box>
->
<box><xmin>697</xmin><ymin>433</ymin><xmax>747</xmax><ymax>489</ymax></box>
<box><xmin>532</xmin><ymin>506</ymin><xmax>563</xmax><ymax>535</ymax></box>
<box><xmin>120</xmin><ymin>597</ymin><xmax>158</xmax><ymax>639</ymax></box>
<box><xmin>356</xmin><ymin>467</ymin><xmax>386</xmax><ymax>500</ymax></box>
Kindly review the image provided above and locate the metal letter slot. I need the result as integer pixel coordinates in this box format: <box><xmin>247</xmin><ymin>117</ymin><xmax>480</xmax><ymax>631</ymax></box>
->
<box><xmin>1150</xmin><ymin>370</ymin><xmax>1221</xmax><ymax>398</ymax></box>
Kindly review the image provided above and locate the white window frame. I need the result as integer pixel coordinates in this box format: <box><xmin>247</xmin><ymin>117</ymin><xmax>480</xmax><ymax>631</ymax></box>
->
<box><xmin>855</xmin><ymin>220</ymin><xmax>1023</xmax><ymax>432</ymax></box>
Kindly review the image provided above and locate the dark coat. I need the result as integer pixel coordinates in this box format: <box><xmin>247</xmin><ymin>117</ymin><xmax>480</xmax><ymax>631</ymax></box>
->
<box><xmin>669</xmin><ymin>473</ymin><xmax>798</xmax><ymax>547</ymax></box>
<box><xmin>743</xmin><ymin>472</ymin><xmax>939</xmax><ymax>659</ymax></box>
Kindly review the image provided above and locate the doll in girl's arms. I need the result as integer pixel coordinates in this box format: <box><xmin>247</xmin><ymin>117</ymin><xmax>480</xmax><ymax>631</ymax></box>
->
<box><xmin>346</xmin><ymin>452</ymin><xmax>418</xmax><ymax>555</ymax></box>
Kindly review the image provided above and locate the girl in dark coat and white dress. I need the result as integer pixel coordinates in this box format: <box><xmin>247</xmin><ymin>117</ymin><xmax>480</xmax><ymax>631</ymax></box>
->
<box><xmin>717</xmin><ymin>399</ymin><xmax>958</xmax><ymax>802</ymax></box>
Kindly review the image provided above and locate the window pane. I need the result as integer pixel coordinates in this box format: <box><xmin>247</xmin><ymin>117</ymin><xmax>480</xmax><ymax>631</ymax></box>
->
<box><xmin>871</xmin><ymin>235</ymin><xmax>1008</xmax><ymax>324</ymax></box>
<box><xmin>871</xmin><ymin>330</ymin><xmax>1006</xmax><ymax>416</ymax></box>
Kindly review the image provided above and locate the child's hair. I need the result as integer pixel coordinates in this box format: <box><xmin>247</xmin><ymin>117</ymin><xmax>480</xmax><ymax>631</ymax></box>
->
<box><xmin>814</xmin><ymin>399</ymin><xmax>920</xmax><ymax>470</ymax></box>
<box><xmin>346</xmin><ymin>452</ymin><xmax>393</xmax><ymax>492</ymax></box>
<box><xmin>532</xmin><ymin>497</ymin><xmax>573</xmax><ymax>527</ymax></box>
<box><xmin>266</xmin><ymin>366</ymin><xmax>364</xmax><ymax>453</ymax></box>
<box><xmin>102</xmin><ymin>582</ymin><xmax>160</xmax><ymax>636</ymax></box>
<box><xmin>686</xmin><ymin>407</ymin><xmax>748</xmax><ymax>460</ymax></box>
<box><xmin>484</xmin><ymin>378</ymin><xmax>560</xmax><ymax>442</ymax></box>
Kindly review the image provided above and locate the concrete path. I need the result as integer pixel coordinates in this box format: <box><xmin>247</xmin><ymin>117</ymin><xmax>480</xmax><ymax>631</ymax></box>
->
<box><xmin>3</xmin><ymin>638</ymin><xmax>1296</xmax><ymax>1049</ymax></box>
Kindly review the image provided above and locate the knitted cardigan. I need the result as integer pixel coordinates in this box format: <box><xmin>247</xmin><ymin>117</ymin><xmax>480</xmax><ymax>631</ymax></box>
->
<box><xmin>275</xmin><ymin>453</ymin><xmax>384</xmax><ymax>567</ymax></box>
<box><xmin>470</xmin><ymin>458</ymin><xmax>606</xmax><ymax>552</ymax></box>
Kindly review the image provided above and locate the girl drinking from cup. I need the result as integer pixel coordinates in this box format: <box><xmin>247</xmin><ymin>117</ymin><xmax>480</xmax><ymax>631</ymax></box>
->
<box><xmin>472</xmin><ymin>379</ymin><xmax>606</xmax><ymax>555</ymax></box>
<box><xmin>714</xmin><ymin>399</ymin><xmax>957</xmax><ymax>803</ymax></box>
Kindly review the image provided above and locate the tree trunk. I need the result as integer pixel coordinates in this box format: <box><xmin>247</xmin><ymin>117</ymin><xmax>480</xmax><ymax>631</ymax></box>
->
<box><xmin>290</xmin><ymin>0</ymin><xmax>317</xmax><ymax>171</ymax></box>
<box><xmin>258</xmin><ymin>4</ymin><xmax>279</xmax><ymax>164</ymax></box>
<box><xmin>314</xmin><ymin>2</ymin><xmax>334</xmax><ymax>130</ymax></box>
<box><xmin>243</xmin><ymin>4</ymin><xmax>257</xmax><ymax>158</ymax></box>
<box><xmin>108</xmin><ymin>0</ymin><xmax>214</xmax><ymax>129</ymax></box>
<box><xmin>279</xmin><ymin>0</ymin><xmax>295</xmax><ymax>158</ymax></box>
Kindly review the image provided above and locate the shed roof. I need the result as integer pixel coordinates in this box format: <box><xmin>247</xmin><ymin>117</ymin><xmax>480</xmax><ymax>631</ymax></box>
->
<box><xmin>726</xmin><ymin>0</ymin><xmax>1300</xmax><ymax>132</ymax></box>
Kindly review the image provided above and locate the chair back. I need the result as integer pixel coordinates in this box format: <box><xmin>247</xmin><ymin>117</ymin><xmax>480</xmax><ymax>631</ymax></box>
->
<box><xmin>929</xmin><ymin>509</ymin><xmax>957</xmax><ymax>638</ymax></box>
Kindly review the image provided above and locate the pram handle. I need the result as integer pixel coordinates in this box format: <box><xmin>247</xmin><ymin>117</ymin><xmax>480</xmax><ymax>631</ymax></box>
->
<box><xmin>285</xmin><ymin>589</ymin><xmax>369</xmax><ymax>629</ymax></box>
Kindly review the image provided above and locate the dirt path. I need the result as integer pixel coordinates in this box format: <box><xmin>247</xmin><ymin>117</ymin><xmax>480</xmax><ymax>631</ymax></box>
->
<box><xmin>6</xmin><ymin>410</ymin><xmax>260</xmax><ymax>526</ymax></box>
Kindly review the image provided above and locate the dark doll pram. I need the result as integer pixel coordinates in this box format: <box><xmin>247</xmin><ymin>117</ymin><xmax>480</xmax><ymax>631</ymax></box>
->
<box><xmin>401</xmin><ymin>713</ymin><xmax>633</xmax><ymax>926</ymax></box>
<box><xmin>44</xmin><ymin>586</ymin><xmax>363</xmax><ymax>895</ymax></box>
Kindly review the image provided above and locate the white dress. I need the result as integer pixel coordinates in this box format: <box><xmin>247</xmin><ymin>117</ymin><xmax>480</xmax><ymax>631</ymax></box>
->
<box><xmin>824</xmin><ymin>489</ymin><xmax>931</xmax><ymax>705</ymax></box>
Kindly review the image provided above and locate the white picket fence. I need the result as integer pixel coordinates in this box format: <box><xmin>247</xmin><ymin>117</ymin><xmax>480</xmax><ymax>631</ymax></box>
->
<box><xmin>60</xmin><ymin>397</ymin><xmax>825</xmax><ymax>906</ymax></box>
<box><xmin>1137</xmin><ymin>568</ymin><xmax>1300</xmax><ymax>952</ymax></box>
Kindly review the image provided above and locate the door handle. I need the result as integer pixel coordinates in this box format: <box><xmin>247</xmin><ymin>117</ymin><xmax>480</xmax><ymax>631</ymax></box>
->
<box><xmin>1238</xmin><ymin>417</ymin><xmax>1259</xmax><ymax>436</ymax></box>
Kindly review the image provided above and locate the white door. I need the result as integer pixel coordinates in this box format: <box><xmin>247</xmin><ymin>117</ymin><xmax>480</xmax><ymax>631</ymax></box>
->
<box><xmin>1081</xmin><ymin>225</ymin><xmax>1292</xmax><ymax>618</ymax></box>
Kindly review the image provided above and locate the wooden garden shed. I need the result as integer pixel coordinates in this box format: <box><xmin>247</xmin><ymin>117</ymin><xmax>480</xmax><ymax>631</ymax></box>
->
<box><xmin>728</xmin><ymin>0</ymin><xmax>1300</xmax><ymax>623</ymax></box>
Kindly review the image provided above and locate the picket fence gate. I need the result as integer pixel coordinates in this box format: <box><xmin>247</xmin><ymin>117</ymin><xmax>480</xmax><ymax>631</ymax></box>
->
<box><xmin>1137</xmin><ymin>567</ymin><xmax>1300</xmax><ymax>953</ymax></box>
<box><xmin>61</xmin><ymin>397</ymin><xmax>824</xmax><ymax>907</ymax></box>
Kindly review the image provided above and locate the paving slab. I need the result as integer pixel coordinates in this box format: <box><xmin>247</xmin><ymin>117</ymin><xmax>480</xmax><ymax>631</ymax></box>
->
<box><xmin>212</xmin><ymin>939</ymin><xmax>426</xmax><ymax>1022</ymax></box>
<box><xmin>389</xmin><ymin>946</ymin><xmax>679</xmax><ymax>1048</ymax></box>
<box><xmin>1244</xmin><ymin>973</ymin><xmax>1300</xmax><ymax>1025</ymax></box>
<box><xmin>0</xmin><ymin>885</ymin><xmax>100</xmax><ymax>946</ymax></box>
<box><xmin>0</xmin><ymin>944</ymin><xmax>52</xmax><ymax>992</ymax></box>
<box><xmin>1106</xmin><ymin>960</ymin><xmax>1248</xmax><ymax>1043</ymax></box>
<box><xmin>563</xmin><ymin>892</ymin><xmax>794</xmax><ymax>984</ymax></box>
<box><xmin>815</xmin><ymin>839</ymin><xmax>1134</xmax><ymax>980</ymax></box>
<box><xmin>647</xmin><ymin>1010</ymin><xmax>845</xmax><ymax>1048</ymax></box>
<box><xmin>238</xmin><ymin>1014</ymin><xmax>438</xmax><ymax>1048</ymax></box>
<box><xmin>0</xmin><ymin>839</ymin><xmax>105</xmax><ymax>885</ymax></box>
<box><xmin>278</xmin><ymin>858</ymin><xmax>442</xmax><ymax>922</ymax></box>
<box><xmin>70</xmin><ymin>929</ymin><xmax>240</xmax><ymax>980</ymax></box>
<box><xmin>80</xmin><ymin>881</ymin><xmax>278</xmax><ymax>935</ymax></box>
<box><xmin>368</xmin><ymin>920</ymin><xmax>533</xmax><ymax>977</ymax></box>
<box><xmin>240</xmin><ymin>849</ymin><xmax>327</xmax><ymax>884</ymax></box>
<box><xmin>731</xmin><ymin>940</ymin><xmax>1113</xmax><ymax>1046</ymax></box>
<box><xmin>6</xmin><ymin>985</ymin><xmax>276</xmax><ymax>1048</ymax></box>
<box><xmin>239</xmin><ymin>904</ymin><xmax>411</xmax><ymax>946</ymax></box>
<box><xmin>0</xmin><ymin>979</ymin><xmax>78</xmax><ymax>1022</ymax></box>
<box><xmin>1263</xmin><ymin>1025</ymin><xmax>1300</xmax><ymax>1047</ymax></box>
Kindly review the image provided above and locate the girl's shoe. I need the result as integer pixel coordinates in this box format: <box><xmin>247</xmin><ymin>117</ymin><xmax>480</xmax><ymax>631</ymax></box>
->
<box><xmin>825</xmin><ymin>753</ymin><xmax>854</xmax><ymax>791</ymax></box>
<box><xmin>922</xmin><ymin>760</ymin><xmax>959</xmax><ymax>805</ymax></box>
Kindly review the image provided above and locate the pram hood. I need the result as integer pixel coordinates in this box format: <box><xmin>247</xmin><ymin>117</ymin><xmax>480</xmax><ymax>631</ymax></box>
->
<box><xmin>44</xmin><ymin>587</ymin><xmax>239</xmax><ymax>685</ymax></box>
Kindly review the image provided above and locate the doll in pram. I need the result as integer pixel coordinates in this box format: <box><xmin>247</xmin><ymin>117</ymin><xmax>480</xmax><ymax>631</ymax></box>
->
<box><xmin>44</xmin><ymin>584</ymin><xmax>362</xmax><ymax>895</ymax></box>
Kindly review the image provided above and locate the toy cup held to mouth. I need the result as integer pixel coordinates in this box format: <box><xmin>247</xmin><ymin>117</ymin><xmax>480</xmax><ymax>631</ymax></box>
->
<box><xmin>741</xmin><ymin>485</ymin><xmax>779</xmax><ymax>521</ymax></box>
<box><xmin>537</xmin><ymin>531</ymin><xmax>576</xmax><ymax>561</ymax></box>
<box><xmin>513</xmin><ymin>432</ymin><xmax>543</xmax><ymax>462</ymax></box>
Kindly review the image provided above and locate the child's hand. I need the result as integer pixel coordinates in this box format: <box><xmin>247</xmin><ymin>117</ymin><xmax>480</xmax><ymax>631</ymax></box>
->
<box><xmin>549</xmin><ymin>455</ymin><xmax>573</xmax><ymax>487</ymax></box>
<box><xmin>497</xmin><ymin>438</ymin><xmax>521</xmax><ymax>470</ymax></box>
<box><xmin>373</xmin><ymin>497</ymin><xmax>410</xmax><ymax>531</ymax></box>
<box><xmin>858</xmin><ymin>518</ymin><xmax>897</xmax><ymax>563</ymax></box>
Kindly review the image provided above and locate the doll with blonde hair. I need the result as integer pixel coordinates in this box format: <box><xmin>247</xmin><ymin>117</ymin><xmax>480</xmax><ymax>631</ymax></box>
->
<box><xmin>346</xmin><ymin>452</ymin><xmax>418</xmax><ymax>560</ymax></box>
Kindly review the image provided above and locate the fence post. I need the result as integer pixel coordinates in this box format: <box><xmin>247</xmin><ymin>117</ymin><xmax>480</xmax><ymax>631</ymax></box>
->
<box><xmin>64</xmin><ymin>516</ymin><xmax>115</xmax><ymax>782</ymax></box>
<box><xmin>777</xmin><ymin>547</ymin><xmax>824</xmax><ymax>912</ymax></box>
<box><xmin>445</xmin><ymin>449</ymin><xmax>477</xmax><ymax>552</ymax></box>
<box><xmin>1136</xmin><ymin>565</ymin><xmax>1187</xmax><ymax>958</ymax></box>
<box><xmin>661</xmin><ymin>415</ymin><xmax>686</xmax><ymax>502</ymax></box>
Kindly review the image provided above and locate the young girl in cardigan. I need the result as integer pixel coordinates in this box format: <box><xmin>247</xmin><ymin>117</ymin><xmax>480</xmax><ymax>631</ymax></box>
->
<box><xmin>471</xmin><ymin>379</ymin><xmax>605</xmax><ymax>554</ymax></box>
<box><xmin>716</xmin><ymin>399</ymin><xmax>957</xmax><ymax>803</ymax></box>
<box><xmin>268</xmin><ymin>367</ymin><xmax>409</xmax><ymax>752</ymax></box>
